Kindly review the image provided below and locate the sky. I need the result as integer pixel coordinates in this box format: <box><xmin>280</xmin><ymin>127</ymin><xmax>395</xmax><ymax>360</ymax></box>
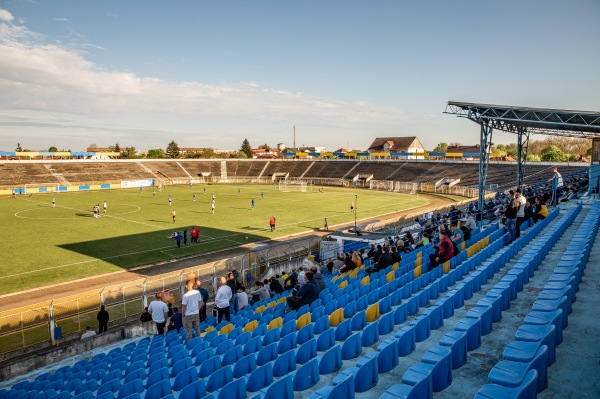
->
<box><xmin>0</xmin><ymin>1</ymin><xmax>599</xmax><ymax>152</ymax></box>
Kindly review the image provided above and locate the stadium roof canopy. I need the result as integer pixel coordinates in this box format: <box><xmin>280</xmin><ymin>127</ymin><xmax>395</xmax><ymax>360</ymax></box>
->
<box><xmin>444</xmin><ymin>101</ymin><xmax>600</xmax><ymax>138</ymax></box>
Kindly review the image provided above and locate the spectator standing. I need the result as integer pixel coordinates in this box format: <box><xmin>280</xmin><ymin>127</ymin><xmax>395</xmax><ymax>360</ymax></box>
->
<box><xmin>175</xmin><ymin>232</ymin><xmax>182</xmax><ymax>249</ymax></box>
<box><xmin>97</xmin><ymin>305</ymin><xmax>109</xmax><ymax>333</ymax></box>
<box><xmin>81</xmin><ymin>326</ymin><xmax>96</xmax><ymax>340</ymax></box>
<box><xmin>195</xmin><ymin>280</ymin><xmax>209</xmax><ymax>322</ymax></box>
<box><xmin>148</xmin><ymin>293</ymin><xmax>169</xmax><ymax>334</ymax></box>
<box><xmin>215</xmin><ymin>276</ymin><xmax>232</xmax><ymax>323</ymax></box>
<box><xmin>324</xmin><ymin>218</ymin><xmax>328</xmax><ymax>231</ymax></box>
<box><xmin>181</xmin><ymin>280</ymin><xmax>203</xmax><ymax>342</ymax></box>
<box><xmin>183</xmin><ymin>228</ymin><xmax>188</xmax><ymax>246</ymax></box>
<box><xmin>503</xmin><ymin>190</ymin><xmax>519</xmax><ymax>243</ymax></box>
<box><xmin>515</xmin><ymin>189</ymin><xmax>527</xmax><ymax>238</ymax></box>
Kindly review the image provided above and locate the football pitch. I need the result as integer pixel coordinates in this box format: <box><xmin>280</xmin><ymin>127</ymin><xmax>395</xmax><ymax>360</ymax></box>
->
<box><xmin>1</xmin><ymin>184</ymin><xmax>430</xmax><ymax>294</ymax></box>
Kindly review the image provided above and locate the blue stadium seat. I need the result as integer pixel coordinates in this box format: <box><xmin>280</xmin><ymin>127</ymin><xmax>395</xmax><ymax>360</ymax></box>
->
<box><xmin>194</xmin><ymin>348</ymin><xmax>215</xmax><ymax>367</ymax></box>
<box><xmin>376</xmin><ymin>337</ymin><xmax>399</xmax><ymax>373</ymax></box>
<box><xmin>250</xmin><ymin>374</ymin><xmax>294</xmax><ymax>399</ymax></box>
<box><xmin>172</xmin><ymin>366</ymin><xmax>199</xmax><ymax>391</ymax></box>
<box><xmin>410</xmin><ymin>315</ymin><xmax>431</xmax><ymax>343</ymax></box>
<box><xmin>297</xmin><ymin>323</ymin><xmax>314</xmax><ymax>345</ymax></box>
<box><xmin>97</xmin><ymin>378</ymin><xmax>121</xmax><ymax>396</ymax></box>
<box><xmin>273</xmin><ymin>348</ymin><xmax>296</xmax><ymax>377</ymax></box>
<box><xmin>334</xmin><ymin>319</ymin><xmax>352</xmax><ymax>341</ymax></box>
<box><xmin>351</xmin><ymin>310</ymin><xmax>366</xmax><ymax>331</ymax></box>
<box><xmin>170</xmin><ymin>357</ymin><xmax>193</xmax><ymax>378</ymax></box>
<box><xmin>396</xmin><ymin>325</ymin><xmax>416</xmax><ymax>357</ymax></box>
<box><xmin>333</xmin><ymin>352</ymin><xmax>378</xmax><ymax>393</ymax></box>
<box><xmin>423</xmin><ymin>305</ymin><xmax>444</xmax><ymax>330</ymax></box>
<box><xmin>341</xmin><ymin>332</ymin><xmax>362</xmax><ymax>360</ymax></box>
<box><xmin>256</xmin><ymin>342</ymin><xmax>278</xmax><ymax>366</ymax></box>
<box><xmin>206</xmin><ymin>365</ymin><xmax>233</xmax><ymax>392</ymax></box>
<box><xmin>314</xmin><ymin>315</ymin><xmax>330</xmax><ymax>335</ymax></box>
<box><xmin>144</xmin><ymin>380</ymin><xmax>171</xmax><ymax>399</ymax></box>
<box><xmin>245</xmin><ymin>363</ymin><xmax>273</xmax><ymax>392</ymax></box>
<box><xmin>117</xmin><ymin>378</ymin><xmax>144</xmax><ymax>399</ymax></box>
<box><xmin>232</xmin><ymin>353</ymin><xmax>256</xmax><ymax>378</ymax></box>
<box><xmin>421</xmin><ymin>346</ymin><xmax>453</xmax><ymax>392</ymax></box>
<box><xmin>221</xmin><ymin>345</ymin><xmax>243</xmax><ymax>367</ymax></box>
<box><xmin>489</xmin><ymin>345</ymin><xmax>548</xmax><ymax>393</ymax></box>
<box><xmin>198</xmin><ymin>355</ymin><xmax>221</xmax><ymax>378</ymax></box>
<box><xmin>311</xmin><ymin>306</ymin><xmax>324</xmax><ymax>322</ymax></box>
<box><xmin>474</xmin><ymin>370</ymin><xmax>538</xmax><ymax>399</ymax></box>
<box><xmin>439</xmin><ymin>330</ymin><xmax>468</xmax><ymax>369</ymax></box>
<box><xmin>277</xmin><ymin>331</ymin><xmax>297</xmax><ymax>354</ymax></box>
<box><xmin>243</xmin><ymin>336</ymin><xmax>262</xmax><ymax>356</ymax></box>
<box><xmin>179</xmin><ymin>379</ymin><xmax>206</xmax><ymax>399</ymax></box>
<box><xmin>262</xmin><ymin>327</ymin><xmax>280</xmax><ymax>347</ymax></box>
<box><xmin>215</xmin><ymin>339</ymin><xmax>234</xmax><ymax>356</ymax></box>
<box><xmin>317</xmin><ymin>345</ymin><xmax>342</xmax><ymax>374</ymax></box>
<box><xmin>234</xmin><ymin>331</ymin><xmax>252</xmax><ymax>347</ymax></box>
<box><xmin>361</xmin><ymin>321</ymin><xmax>379</xmax><ymax>347</ymax></box>
<box><xmin>309</xmin><ymin>373</ymin><xmax>354</xmax><ymax>399</ymax></box>
<box><xmin>295</xmin><ymin>338</ymin><xmax>318</xmax><ymax>364</ymax></box>
<box><xmin>382</xmin><ymin>364</ymin><xmax>433</xmax><ymax>399</ymax></box>
<box><xmin>316</xmin><ymin>328</ymin><xmax>335</xmax><ymax>352</ymax></box>
<box><xmin>291</xmin><ymin>357</ymin><xmax>320</xmax><ymax>391</ymax></box>
<box><xmin>454</xmin><ymin>317</ymin><xmax>481</xmax><ymax>351</ymax></box>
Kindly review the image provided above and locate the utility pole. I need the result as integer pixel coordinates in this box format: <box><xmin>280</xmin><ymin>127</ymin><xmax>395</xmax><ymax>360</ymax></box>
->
<box><xmin>293</xmin><ymin>126</ymin><xmax>296</xmax><ymax>148</ymax></box>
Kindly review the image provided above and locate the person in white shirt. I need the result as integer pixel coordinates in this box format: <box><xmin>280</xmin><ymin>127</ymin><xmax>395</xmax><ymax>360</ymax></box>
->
<box><xmin>181</xmin><ymin>281</ymin><xmax>203</xmax><ymax>342</ymax></box>
<box><xmin>464</xmin><ymin>212</ymin><xmax>476</xmax><ymax>231</ymax></box>
<box><xmin>297</xmin><ymin>267</ymin><xmax>306</xmax><ymax>288</ymax></box>
<box><xmin>148</xmin><ymin>293</ymin><xmax>169</xmax><ymax>334</ymax></box>
<box><xmin>81</xmin><ymin>326</ymin><xmax>96</xmax><ymax>340</ymax></box>
<box><xmin>215</xmin><ymin>276</ymin><xmax>232</xmax><ymax>323</ymax></box>
<box><xmin>515</xmin><ymin>188</ymin><xmax>527</xmax><ymax>239</ymax></box>
<box><xmin>236</xmin><ymin>288</ymin><xmax>249</xmax><ymax>311</ymax></box>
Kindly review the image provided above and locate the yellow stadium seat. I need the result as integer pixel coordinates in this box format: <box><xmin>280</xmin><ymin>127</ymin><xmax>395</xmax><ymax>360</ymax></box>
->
<box><xmin>386</xmin><ymin>271</ymin><xmax>395</xmax><ymax>283</ymax></box>
<box><xmin>360</xmin><ymin>276</ymin><xmax>370</xmax><ymax>286</ymax></box>
<box><xmin>366</xmin><ymin>303</ymin><xmax>380</xmax><ymax>322</ymax></box>
<box><xmin>414</xmin><ymin>265</ymin><xmax>422</xmax><ymax>279</ymax></box>
<box><xmin>485</xmin><ymin>236</ymin><xmax>490</xmax><ymax>246</ymax></box>
<box><xmin>329</xmin><ymin>308</ymin><xmax>344</xmax><ymax>327</ymax></box>
<box><xmin>255</xmin><ymin>305</ymin><xmax>266</xmax><ymax>314</ymax></box>
<box><xmin>349</xmin><ymin>269</ymin><xmax>359</xmax><ymax>279</ymax></box>
<box><xmin>277</xmin><ymin>297</ymin><xmax>288</xmax><ymax>305</ymax></box>
<box><xmin>332</xmin><ymin>275</ymin><xmax>341</xmax><ymax>283</ymax></box>
<box><xmin>265</xmin><ymin>301</ymin><xmax>276</xmax><ymax>309</ymax></box>
<box><xmin>416</xmin><ymin>251</ymin><xmax>422</xmax><ymax>259</ymax></box>
<box><xmin>461</xmin><ymin>242</ymin><xmax>466</xmax><ymax>251</ymax></box>
<box><xmin>268</xmin><ymin>317</ymin><xmax>283</xmax><ymax>331</ymax></box>
<box><xmin>443</xmin><ymin>261</ymin><xmax>451</xmax><ymax>274</ymax></box>
<box><xmin>243</xmin><ymin>320</ymin><xmax>258</xmax><ymax>333</ymax></box>
<box><xmin>416</xmin><ymin>258</ymin><xmax>422</xmax><ymax>267</ymax></box>
<box><xmin>392</xmin><ymin>262</ymin><xmax>399</xmax><ymax>271</ymax></box>
<box><xmin>296</xmin><ymin>313</ymin><xmax>311</xmax><ymax>330</ymax></box>
<box><xmin>219</xmin><ymin>323</ymin><xmax>233</xmax><ymax>335</ymax></box>
<box><xmin>339</xmin><ymin>280</ymin><xmax>348</xmax><ymax>290</ymax></box>
<box><xmin>202</xmin><ymin>326</ymin><xmax>215</xmax><ymax>336</ymax></box>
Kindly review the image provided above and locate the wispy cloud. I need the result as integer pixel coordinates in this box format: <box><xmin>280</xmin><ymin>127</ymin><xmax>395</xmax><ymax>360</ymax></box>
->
<box><xmin>0</xmin><ymin>9</ymin><xmax>14</xmax><ymax>22</ymax></box>
<box><xmin>0</xmin><ymin>8</ymin><xmax>418</xmax><ymax>150</ymax></box>
<box><xmin>53</xmin><ymin>17</ymin><xmax>68</xmax><ymax>22</ymax></box>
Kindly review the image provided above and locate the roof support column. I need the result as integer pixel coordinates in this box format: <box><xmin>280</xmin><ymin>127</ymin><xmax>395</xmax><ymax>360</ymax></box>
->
<box><xmin>517</xmin><ymin>127</ymin><xmax>530</xmax><ymax>189</ymax></box>
<box><xmin>478</xmin><ymin>120</ymin><xmax>493</xmax><ymax>218</ymax></box>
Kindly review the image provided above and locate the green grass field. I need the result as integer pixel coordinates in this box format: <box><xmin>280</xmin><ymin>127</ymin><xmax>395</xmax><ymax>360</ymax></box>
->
<box><xmin>1</xmin><ymin>184</ymin><xmax>430</xmax><ymax>294</ymax></box>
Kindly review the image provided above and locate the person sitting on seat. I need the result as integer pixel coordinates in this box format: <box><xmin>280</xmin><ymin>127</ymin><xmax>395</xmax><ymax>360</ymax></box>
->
<box><xmin>285</xmin><ymin>271</ymin><xmax>319</xmax><ymax>311</ymax></box>
<box><xmin>428</xmin><ymin>227</ymin><xmax>454</xmax><ymax>272</ymax></box>
<box><xmin>366</xmin><ymin>246</ymin><xmax>394</xmax><ymax>274</ymax></box>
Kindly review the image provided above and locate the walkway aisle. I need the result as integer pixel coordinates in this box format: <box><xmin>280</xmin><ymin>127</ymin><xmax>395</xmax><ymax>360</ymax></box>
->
<box><xmin>537</xmin><ymin>205</ymin><xmax>600</xmax><ymax>398</ymax></box>
<box><xmin>436</xmin><ymin>205</ymin><xmax>590</xmax><ymax>399</ymax></box>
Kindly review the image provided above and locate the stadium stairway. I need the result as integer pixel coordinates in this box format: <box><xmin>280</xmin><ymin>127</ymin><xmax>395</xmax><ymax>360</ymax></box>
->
<box><xmin>2</xmin><ymin>204</ymin><xmax>598</xmax><ymax>399</ymax></box>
